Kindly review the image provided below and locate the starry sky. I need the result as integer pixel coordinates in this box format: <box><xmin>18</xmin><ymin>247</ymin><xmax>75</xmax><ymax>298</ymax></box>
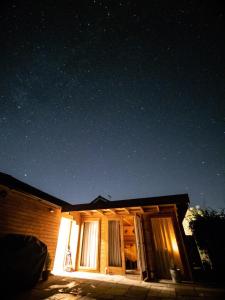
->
<box><xmin>0</xmin><ymin>1</ymin><xmax>224</xmax><ymax>208</ymax></box>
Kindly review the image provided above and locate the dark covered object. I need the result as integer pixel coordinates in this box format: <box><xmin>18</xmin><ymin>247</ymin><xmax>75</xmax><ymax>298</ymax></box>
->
<box><xmin>0</xmin><ymin>234</ymin><xmax>47</xmax><ymax>290</ymax></box>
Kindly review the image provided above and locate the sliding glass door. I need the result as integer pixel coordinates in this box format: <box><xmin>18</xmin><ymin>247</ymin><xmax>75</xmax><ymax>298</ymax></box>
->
<box><xmin>151</xmin><ymin>217</ymin><xmax>183</xmax><ymax>279</ymax></box>
<box><xmin>80</xmin><ymin>220</ymin><xmax>99</xmax><ymax>269</ymax></box>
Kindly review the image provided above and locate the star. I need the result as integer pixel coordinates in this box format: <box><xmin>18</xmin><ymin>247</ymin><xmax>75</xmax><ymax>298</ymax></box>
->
<box><xmin>0</xmin><ymin>0</ymin><xmax>224</xmax><ymax>209</ymax></box>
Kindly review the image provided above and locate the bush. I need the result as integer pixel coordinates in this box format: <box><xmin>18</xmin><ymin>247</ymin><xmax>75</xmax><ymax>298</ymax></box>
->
<box><xmin>188</xmin><ymin>208</ymin><xmax>225</xmax><ymax>282</ymax></box>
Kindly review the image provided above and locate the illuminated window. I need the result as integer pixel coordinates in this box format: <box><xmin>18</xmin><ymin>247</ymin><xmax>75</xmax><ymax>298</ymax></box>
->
<box><xmin>80</xmin><ymin>221</ymin><xmax>99</xmax><ymax>268</ymax></box>
<box><xmin>53</xmin><ymin>217</ymin><xmax>79</xmax><ymax>273</ymax></box>
<box><xmin>151</xmin><ymin>217</ymin><xmax>183</xmax><ymax>278</ymax></box>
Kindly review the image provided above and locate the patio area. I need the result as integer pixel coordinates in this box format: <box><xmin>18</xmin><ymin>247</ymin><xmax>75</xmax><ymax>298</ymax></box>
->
<box><xmin>14</xmin><ymin>271</ymin><xmax>225</xmax><ymax>300</ymax></box>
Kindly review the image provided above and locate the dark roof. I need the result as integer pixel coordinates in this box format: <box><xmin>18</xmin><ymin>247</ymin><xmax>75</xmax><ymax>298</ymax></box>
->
<box><xmin>0</xmin><ymin>172</ymin><xmax>190</xmax><ymax>220</ymax></box>
<box><xmin>0</xmin><ymin>172</ymin><xmax>72</xmax><ymax>209</ymax></box>
<box><xmin>67</xmin><ymin>194</ymin><xmax>190</xmax><ymax>220</ymax></box>
<box><xmin>90</xmin><ymin>195</ymin><xmax>111</xmax><ymax>204</ymax></box>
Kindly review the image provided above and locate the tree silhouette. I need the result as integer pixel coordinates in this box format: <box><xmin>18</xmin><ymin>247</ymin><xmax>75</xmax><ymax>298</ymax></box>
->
<box><xmin>189</xmin><ymin>208</ymin><xmax>225</xmax><ymax>282</ymax></box>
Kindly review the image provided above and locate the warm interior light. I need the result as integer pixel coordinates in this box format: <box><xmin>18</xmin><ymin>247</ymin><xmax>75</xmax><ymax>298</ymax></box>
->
<box><xmin>69</xmin><ymin>221</ymin><xmax>79</xmax><ymax>270</ymax></box>
<box><xmin>53</xmin><ymin>217</ymin><xmax>71</xmax><ymax>273</ymax></box>
<box><xmin>151</xmin><ymin>217</ymin><xmax>183</xmax><ymax>273</ymax></box>
<box><xmin>171</xmin><ymin>238</ymin><xmax>179</xmax><ymax>253</ymax></box>
<box><xmin>53</xmin><ymin>217</ymin><xmax>79</xmax><ymax>273</ymax></box>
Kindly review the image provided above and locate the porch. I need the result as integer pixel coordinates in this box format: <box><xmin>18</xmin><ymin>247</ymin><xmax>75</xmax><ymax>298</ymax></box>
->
<box><xmin>54</xmin><ymin>198</ymin><xmax>191</xmax><ymax>281</ymax></box>
<box><xmin>14</xmin><ymin>272</ymin><xmax>225</xmax><ymax>299</ymax></box>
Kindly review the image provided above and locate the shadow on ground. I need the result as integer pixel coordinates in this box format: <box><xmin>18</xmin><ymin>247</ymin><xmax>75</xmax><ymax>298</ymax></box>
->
<box><xmin>13</xmin><ymin>274</ymin><xmax>225</xmax><ymax>300</ymax></box>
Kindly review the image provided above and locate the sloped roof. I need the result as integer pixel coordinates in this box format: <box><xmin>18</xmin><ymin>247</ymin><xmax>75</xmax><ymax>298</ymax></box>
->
<box><xmin>0</xmin><ymin>172</ymin><xmax>190</xmax><ymax>220</ymax></box>
<box><xmin>67</xmin><ymin>194</ymin><xmax>190</xmax><ymax>220</ymax></box>
<box><xmin>0</xmin><ymin>172</ymin><xmax>72</xmax><ymax>209</ymax></box>
<box><xmin>90</xmin><ymin>195</ymin><xmax>111</xmax><ymax>204</ymax></box>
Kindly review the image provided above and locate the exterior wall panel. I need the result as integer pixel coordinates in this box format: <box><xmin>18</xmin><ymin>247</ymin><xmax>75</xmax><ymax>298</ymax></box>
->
<box><xmin>0</xmin><ymin>187</ymin><xmax>61</xmax><ymax>269</ymax></box>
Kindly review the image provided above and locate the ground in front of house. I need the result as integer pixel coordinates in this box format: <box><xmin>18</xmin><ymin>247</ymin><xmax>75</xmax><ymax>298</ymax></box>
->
<box><xmin>14</xmin><ymin>272</ymin><xmax>225</xmax><ymax>300</ymax></box>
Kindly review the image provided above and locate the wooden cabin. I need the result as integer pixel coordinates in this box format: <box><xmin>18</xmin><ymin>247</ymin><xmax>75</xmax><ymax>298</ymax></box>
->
<box><xmin>54</xmin><ymin>195</ymin><xmax>192</xmax><ymax>281</ymax></box>
<box><xmin>0</xmin><ymin>173</ymin><xmax>192</xmax><ymax>281</ymax></box>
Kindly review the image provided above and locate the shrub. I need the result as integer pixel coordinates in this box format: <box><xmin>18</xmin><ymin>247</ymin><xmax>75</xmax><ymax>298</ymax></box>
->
<box><xmin>188</xmin><ymin>208</ymin><xmax>225</xmax><ymax>281</ymax></box>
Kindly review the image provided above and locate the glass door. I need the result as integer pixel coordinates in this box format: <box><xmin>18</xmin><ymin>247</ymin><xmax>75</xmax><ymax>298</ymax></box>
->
<box><xmin>80</xmin><ymin>220</ymin><xmax>99</xmax><ymax>270</ymax></box>
<box><xmin>107</xmin><ymin>218</ymin><xmax>125</xmax><ymax>274</ymax></box>
<box><xmin>151</xmin><ymin>217</ymin><xmax>183</xmax><ymax>279</ymax></box>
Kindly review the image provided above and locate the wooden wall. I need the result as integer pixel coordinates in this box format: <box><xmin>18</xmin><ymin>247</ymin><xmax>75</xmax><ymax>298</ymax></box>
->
<box><xmin>0</xmin><ymin>186</ymin><xmax>61</xmax><ymax>269</ymax></box>
<box><xmin>100</xmin><ymin>216</ymin><xmax>107</xmax><ymax>273</ymax></box>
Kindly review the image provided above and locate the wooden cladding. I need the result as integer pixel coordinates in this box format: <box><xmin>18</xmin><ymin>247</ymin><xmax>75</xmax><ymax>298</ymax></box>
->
<box><xmin>0</xmin><ymin>188</ymin><xmax>61</xmax><ymax>269</ymax></box>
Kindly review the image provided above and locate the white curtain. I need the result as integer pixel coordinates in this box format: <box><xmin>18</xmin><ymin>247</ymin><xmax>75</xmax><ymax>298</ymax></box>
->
<box><xmin>151</xmin><ymin>217</ymin><xmax>182</xmax><ymax>279</ymax></box>
<box><xmin>108</xmin><ymin>220</ymin><xmax>122</xmax><ymax>267</ymax></box>
<box><xmin>80</xmin><ymin>221</ymin><xmax>98</xmax><ymax>268</ymax></box>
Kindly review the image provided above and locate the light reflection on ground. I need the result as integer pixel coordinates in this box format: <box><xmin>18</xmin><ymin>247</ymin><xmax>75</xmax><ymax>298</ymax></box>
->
<box><xmin>48</xmin><ymin>281</ymin><xmax>77</xmax><ymax>290</ymax></box>
<box><xmin>15</xmin><ymin>272</ymin><xmax>225</xmax><ymax>300</ymax></box>
<box><xmin>52</xmin><ymin>270</ymin><xmax>141</xmax><ymax>284</ymax></box>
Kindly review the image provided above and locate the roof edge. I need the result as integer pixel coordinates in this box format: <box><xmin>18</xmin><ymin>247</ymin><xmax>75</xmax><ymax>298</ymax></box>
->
<box><xmin>0</xmin><ymin>172</ymin><xmax>72</xmax><ymax>209</ymax></box>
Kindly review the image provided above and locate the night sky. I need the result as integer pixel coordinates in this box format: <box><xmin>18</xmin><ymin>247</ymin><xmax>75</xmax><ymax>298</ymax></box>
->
<box><xmin>0</xmin><ymin>1</ymin><xmax>224</xmax><ymax>208</ymax></box>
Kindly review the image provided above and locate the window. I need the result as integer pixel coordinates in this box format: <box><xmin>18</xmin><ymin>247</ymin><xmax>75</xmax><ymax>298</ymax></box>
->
<box><xmin>80</xmin><ymin>221</ymin><xmax>99</xmax><ymax>268</ymax></box>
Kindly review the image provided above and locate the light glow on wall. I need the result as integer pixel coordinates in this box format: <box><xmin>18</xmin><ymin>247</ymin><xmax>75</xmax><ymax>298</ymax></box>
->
<box><xmin>69</xmin><ymin>221</ymin><xmax>79</xmax><ymax>270</ymax></box>
<box><xmin>171</xmin><ymin>238</ymin><xmax>179</xmax><ymax>253</ymax></box>
<box><xmin>53</xmin><ymin>217</ymin><xmax>79</xmax><ymax>273</ymax></box>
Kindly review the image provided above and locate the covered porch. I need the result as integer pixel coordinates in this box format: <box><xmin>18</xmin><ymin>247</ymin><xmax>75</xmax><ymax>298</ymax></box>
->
<box><xmin>53</xmin><ymin>195</ymin><xmax>191</xmax><ymax>282</ymax></box>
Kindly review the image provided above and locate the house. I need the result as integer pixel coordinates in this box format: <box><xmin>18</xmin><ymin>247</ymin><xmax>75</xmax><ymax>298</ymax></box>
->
<box><xmin>0</xmin><ymin>172</ymin><xmax>192</xmax><ymax>281</ymax></box>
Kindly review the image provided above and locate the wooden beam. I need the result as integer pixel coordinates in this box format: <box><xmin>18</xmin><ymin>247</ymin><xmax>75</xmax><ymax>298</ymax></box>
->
<box><xmin>108</xmin><ymin>209</ymin><xmax>117</xmax><ymax>215</ymax></box>
<box><xmin>81</xmin><ymin>210</ymin><xmax>92</xmax><ymax>215</ymax></box>
<box><xmin>139</xmin><ymin>206</ymin><xmax>145</xmax><ymax>213</ymax></box>
<box><xmin>123</xmin><ymin>218</ymin><xmax>133</xmax><ymax>226</ymax></box>
<box><xmin>97</xmin><ymin>209</ymin><xmax>105</xmax><ymax>215</ymax></box>
<box><xmin>149</xmin><ymin>205</ymin><xmax>159</xmax><ymax>213</ymax></box>
<box><xmin>123</xmin><ymin>208</ymin><xmax>130</xmax><ymax>214</ymax></box>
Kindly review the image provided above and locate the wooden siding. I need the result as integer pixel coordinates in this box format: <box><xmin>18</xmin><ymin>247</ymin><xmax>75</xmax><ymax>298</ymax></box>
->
<box><xmin>100</xmin><ymin>216</ymin><xmax>107</xmax><ymax>273</ymax></box>
<box><xmin>0</xmin><ymin>186</ymin><xmax>61</xmax><ymax>269</ymax></box>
